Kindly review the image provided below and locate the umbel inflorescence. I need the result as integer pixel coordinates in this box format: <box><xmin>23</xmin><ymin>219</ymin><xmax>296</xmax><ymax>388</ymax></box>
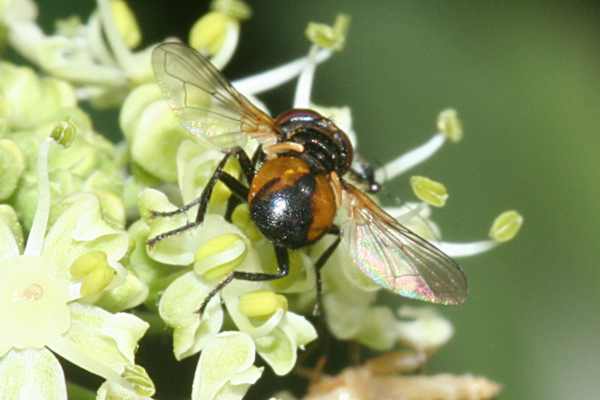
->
<box><xmin>0</xmin><ymin>1</ymin><xmax>521</xmax><ymax>399</ymax></box>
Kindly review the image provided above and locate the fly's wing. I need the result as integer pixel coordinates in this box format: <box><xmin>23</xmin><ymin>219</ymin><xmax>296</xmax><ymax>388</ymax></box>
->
<box><xmin>152</xmin><ymin>42</ymin><xmax>280</xmax><ymax>149</ymax></box>
<box><xmin>342</xmin><ymin>183</ymin><xmax>467</xmax><ymax>305</ymax></box>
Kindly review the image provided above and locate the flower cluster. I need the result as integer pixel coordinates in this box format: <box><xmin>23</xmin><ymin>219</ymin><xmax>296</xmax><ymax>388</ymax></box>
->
<box><xmin>0</xmin><ymin>1</ymin><xmax>522</xmax><ymax>399</ymax></box>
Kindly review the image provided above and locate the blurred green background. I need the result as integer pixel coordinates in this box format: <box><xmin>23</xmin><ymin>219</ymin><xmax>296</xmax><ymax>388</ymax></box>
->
<box><xmin>39</xmin><ymin>1</ymin><xmax>600</xmax><ymax>398</ymax></box>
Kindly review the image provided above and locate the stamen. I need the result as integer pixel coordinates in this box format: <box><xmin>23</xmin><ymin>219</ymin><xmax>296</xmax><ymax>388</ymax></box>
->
<box><xmin>293</xmin><ymin>45</ymin><xmax>319</xmax><ymax>108</ymax></box>
<box><xmin>23</xmin><ymin>138</ymin><xmax>52</xmax><ymax>256</ymax></box>
<box><xmin>375</xmin><ymin>133</ymin><xmax>446</xmax><ymax>183</ymax></box>
<box><xmin>232</xmin><ymin>48</ymin><xmax>331</xmax><ymax>96</ymax></box>
<box><xmin>436</xmin><ymin>240</ymin><xmax>498</xmax><ymax>258</ymax></box>
<box><xmin>97</xmin><ymin>0</ymin><xmax>134</xmax><ymax>74</ymax></box>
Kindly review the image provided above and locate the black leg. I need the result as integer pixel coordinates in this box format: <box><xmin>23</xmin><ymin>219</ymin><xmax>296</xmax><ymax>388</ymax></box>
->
<box><xmin>197</xmin><ymin>245</ymin><xmax>290</xmax><ymax>315</ymax></box>
<box><xmin>150</xmin><ymin>146</ymin><xmax>254</xmax><ymax>219</ymax></box>
<box><xmin>147</xmin><ymin>149</ymin><xmax>252</xmax><ymax>247</ymax></box>
<box><xmin>313</xmin><ymin>225</ymin><xmax>341</xmax><ymax>316</ymax></box>
<box><xmin>224</xmin><ymin>146</ymin><xmax>264</xmax><ymax>222</ymax></box>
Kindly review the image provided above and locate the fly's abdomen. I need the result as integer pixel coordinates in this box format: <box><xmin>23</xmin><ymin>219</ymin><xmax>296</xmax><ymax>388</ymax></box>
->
<box><xmin>248</xmin><ymin>157</ymin><xmax>336</xmax><ymax>249</ymax></box>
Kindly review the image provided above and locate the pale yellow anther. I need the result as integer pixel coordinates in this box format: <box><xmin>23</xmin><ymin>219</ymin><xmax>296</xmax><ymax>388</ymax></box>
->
<box><xmin>50</xmin><ymin>119</ymin><xmax>77</xmax><ymax>147</ymax></box>
<box><xmin>122</xmin><ymin>364</ymin><xmax>155</xmax><ymax>397</ymax></box>
<box><xmin>110</xmin><ymin>0</ymin><xmax>141</xmax><ymax>48</ymax></box>
<box><xmin>437</xmin><ymin>108</ymin><xmax>463</xmax><ymax>142</ymax></box>
<box><xmin>189</xmin><ymin>12</ymin><xmax>232</xmax><ymax>55</ymax></box>
<box><xmin>410</xmin><ymin>176</ymin><xmax>448</xmax><ymax>207</ymax></box>
<box><xmin>239</xmin><ymin>290</ymin><xmax>288</xmax><ymax>319</ymax></box>
<box><xmin>194</xmin><ymin>233</ymin><xmax>247</xmax><ymax>280</ymax></box>
<box><xmin>305</xmin><ymin>14</ymin><xmax>351</xmax><ymax>51</ymax></box>
<box><xmin>489</xmin><ymin>210</ymin><xmax>523</xmax><ymax>243</ymax></box>
<box><xmin>70</xmin><ymin>251</ymin><xmax>115</xmax><ymax>297</ymax></box>
<box><xmin>211</xmin><ymin>0</ymin><xmax>252</xmax><ymax>20</ymax></box>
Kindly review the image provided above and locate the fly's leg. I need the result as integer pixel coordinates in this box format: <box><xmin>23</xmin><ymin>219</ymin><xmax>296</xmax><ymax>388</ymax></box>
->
<box><xmin>224</xmin><ymin>146</ymin><xmax>264</xmax><ymax>221</ymax></box>
<box><xmin>147</xmin><ymin>147</ymin><xmax>252</xmax><ymax>247</ymax></box>
<box><xmin>197</xmin><ymin>245</ymin><xmax>290</xmax><ymax>315</ymax></box>
<box><xmin>313</xmin><ymin>225</ymin><xmax>341</xmax><ymax>317</ymax></box>
<box><xmin>149</xmin><ymin>146</ymin><xmax>253</xmax><ymax>220</ymax></box>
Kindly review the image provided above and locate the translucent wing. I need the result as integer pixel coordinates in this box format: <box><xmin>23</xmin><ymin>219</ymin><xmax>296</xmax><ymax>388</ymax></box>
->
<box><xmin>152</xmin><ymin>42</ymin><xmax>280</xmax><ymax>148</ymax></box>
<box><xmin>342</xmin><ymin>184</ymin><xmax>467</xmax><ymax>305</ymax></box>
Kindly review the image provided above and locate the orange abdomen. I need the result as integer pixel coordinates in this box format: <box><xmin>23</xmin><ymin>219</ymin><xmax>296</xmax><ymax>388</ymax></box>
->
<box><xmin>248</xmin><ymin>157</ymin><xmax>336</xmax><ymax>248</ymax></box>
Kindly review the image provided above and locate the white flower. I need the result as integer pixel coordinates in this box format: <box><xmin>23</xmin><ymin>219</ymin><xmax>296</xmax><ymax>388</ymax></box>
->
<box><xmin>0</xmin><ymin>134</ymin><xmax>153</xmax><ymax>399</ymax></box>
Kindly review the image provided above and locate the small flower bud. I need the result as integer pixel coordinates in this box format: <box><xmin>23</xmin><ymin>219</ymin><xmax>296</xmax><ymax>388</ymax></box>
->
<box><xmin>50</xmin><ymin>119</ymin><xmax>77</xmax><ymax>147</ymax></box>
<box><xmin>194</xmin><ymin>233</ymin><xmax>247</xmax><ymax>280</ymax></box>
<box><xmin>239</xmin><ymin>290</ymin><xmax>288</xmax><ymax>318</ymax></box>
<box><xmin>489</xmin><ymin>210</ymin><xmax>523</xmax><ymax>243</ymax></box>
<box><xmin>306</xmin><ymin>14</ymin><xmax>350</xmax><ymax>51</ymax></box>
<box><xmin>437</xmin><ymin>108</ymin><xmax>463</xmax><ymax>142</ymax></box>
<box><xmin>410</xmin><ymin>176</ymin><xmax>448</xmax><ymax>207</ymax></box>
<box><xmin>70</xmin><ymin>251</ymin><xmax>116</xmax><ymax>298</ymax></box>
<box><xmin>110</xmin><ymin>0</ymin><xmax>141</xmax><ymax>48</ymax></box>
<box><xmin>122</xmin><ymin>364</ymin><xmax>155</xmax><ymax>397</ymax></box>
<box><xmin>0</xmin><ymin>139</ymin><xmax>25</xmax><ymax>200</ymax></box>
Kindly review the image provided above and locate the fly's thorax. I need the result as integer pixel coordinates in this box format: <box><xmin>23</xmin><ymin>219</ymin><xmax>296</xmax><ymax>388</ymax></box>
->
<box><xmin>248</xmin><ymin>157</ymin><xmax>337</xmax><ymax>249</ymax></box>
<box><xmin>274</xmin><ymin>109</ymin><xmax>353</xmax><ymax>176</ymax></box>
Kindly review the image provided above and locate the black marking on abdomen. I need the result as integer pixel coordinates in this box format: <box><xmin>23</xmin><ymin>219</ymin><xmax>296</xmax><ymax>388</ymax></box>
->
<box><xmin>250</xmin><ymin>174</ymin><xmax>315</xmax><ymax>249</ymax></box>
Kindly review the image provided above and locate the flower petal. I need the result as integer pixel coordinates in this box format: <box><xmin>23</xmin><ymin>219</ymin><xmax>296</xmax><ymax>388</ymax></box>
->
<box><xmin>192</xmin><ymin>331</ymin><xmax>262</xmax><ymax>400</ymax></box>
<box><xmin>0</xmin><ymin>348</ymin><xmax>67</xmax><ymax>400</ymax></box>
<box><xmin>255</xmin><ymin>327</ymin><xmax>295</xmax><ymax>376</ymax></box>
<box><xmin>43</xmin><ymin>193</ymin><xmax>129</xmax><ymax>279</ymax></box>
<box><xmin>158</xmin><ymin>271</ymin><xmax>223</xmax><ymax>360</ymax></box>
<box><xmin>47</xmin><ymin>303</ymin><xmax>148</xmax><ymax>383</ymax></box>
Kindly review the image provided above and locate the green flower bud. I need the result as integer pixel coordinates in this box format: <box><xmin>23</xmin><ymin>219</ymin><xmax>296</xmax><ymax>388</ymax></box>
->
<box><xmin>239</xmin><ymin>290</ymin><xmax>288</xmax><ymax>319</ymax></box>
<box><xmin>489</xmin><ymin>210</ymin><xmax>523</xmax><ymax>243</ymax></box>
<box><xmin>120</xmin><ymin>84</ymin><xmax>189</xmax><ymax>182</ymax></box>
<box><xmin>194</xmin><ymin>233</ymin><xmax>247</xmax><ymax>281</ymax></box>
<box><xmin>437</xmin><ymin>108</ymin><xmax>463</xmax><ymax>142</ymax></box>
<box><xmin>0</xmin><ymin>138</ymin><xmax>25</xmax><ymax>200</ymax></box>
<box><xmin>410</xmin><ymin>176</ymin><xmax>448</xmax><ymax>207</ymax></box>
<box><xmin>0</xmin><ymin>63</ymin><xmax>76</xmax><ymax>130</ymax></box>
